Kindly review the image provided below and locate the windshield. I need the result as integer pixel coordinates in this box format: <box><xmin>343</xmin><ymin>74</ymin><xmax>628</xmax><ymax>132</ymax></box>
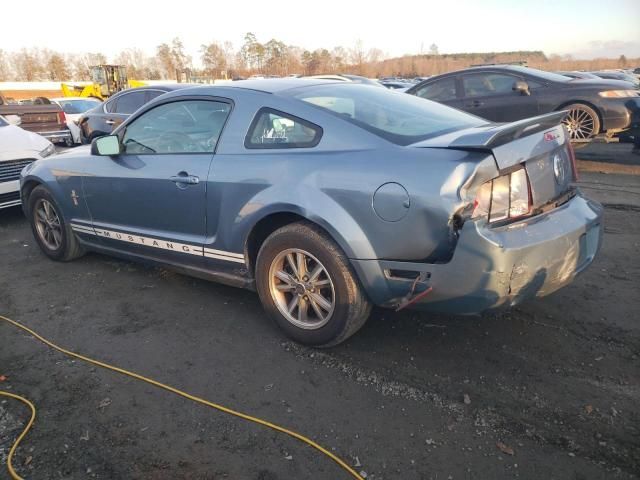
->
<box><xmin>289</xmin><ymin>84</ymin><xmax>486</xmax><ymax>145</ymax></box>
<box><xmin>57</xmin><ymin>99</ymin><xmax>102</xmax><ymax>114</ymax></box>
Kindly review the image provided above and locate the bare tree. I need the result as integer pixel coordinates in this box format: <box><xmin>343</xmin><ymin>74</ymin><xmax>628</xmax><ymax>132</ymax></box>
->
<box><xmin>331</xmin><ymin>46</ymin><xmax>348</xmax><ymax>72</ymax></box>
<box><xmin>156</xmin><ymin>43</ymin><xmax>176</xmax><ymax>79</ymax></box>
<box><xmin>45</xmin><ymin>53</ymin><xmax>70</xmax><ymax>80</ymax></box>
<box><xmin>222</xmin><ymin>41</ymin><xmax>236</xmax><ymax>76</ymax></box>
<box><xmin>429</xmin><ymin>43</ymin><xmax>439</xmax><ymax>55</ymax></box>
<box><xmin>619</xmin><ymin>54</ymin><xmax>628</xmax><ymax>68</ymax></box>
<box><xmin>349</xmin><ymin>40</ymin><xmax>367</xmax><ymax>75</ymax></box>
<box><xmin>200</xmin><ymin>42</ymin><xmax>227</xmax><ymax>77</ymax></box>
<box><xmin>113</xmin><ymin>48</ymin><xmax>153</xmax><ymax>79</ymax></box>
<box><xmin>171</xmin><ymin>37</ymin><xmax>191</xmax><ymax>72</ymax></box>
<box><xmin>264</xmin><ymin>39</ymin><xmax>288</xmax><ymax>75</ymax></box>
<box><xmin>0</xmin><ymin>49</ymin><xmax>11</xmax><ymax>81</ymax></box>
<box><xmin>240</xmin><ymin>32</ymin><xmax>265</xmax><ymax>72</ymax></box>
<box><xmin>71</xmin><ymin>52</ymin><xmax>107</xmax><ymax>80</ymax></box>
<box><xmin>13</xmin><ymin>49</ymin><xmax>43</xmax><ymax>81</ymax></box>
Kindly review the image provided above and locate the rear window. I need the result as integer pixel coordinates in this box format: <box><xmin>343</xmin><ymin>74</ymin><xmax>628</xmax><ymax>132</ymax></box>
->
<box><xmin>290</xmin><ymin>84</ymin><xmax>485</xmax><ymax>145</ymax></box>
<box><xmin>115</xmin><ymin>91</ymin><xmax>147</xmax><ymax>114</ymax></box>
<box><xmin>57</xmin><ymin>99</ymin><xmax>101</xmax><ymax>114</ymax></box>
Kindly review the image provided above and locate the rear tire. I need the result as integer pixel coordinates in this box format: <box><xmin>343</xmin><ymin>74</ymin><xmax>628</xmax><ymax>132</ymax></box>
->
<box><xmin>28</xmin><ymin>186</ymin><xmax>84</xmax><ymax>262</ymax></box>
<box><xmin>255</xmin><ymin>221</ymin><xmax>371</xmax><ymax>347</ymax></box>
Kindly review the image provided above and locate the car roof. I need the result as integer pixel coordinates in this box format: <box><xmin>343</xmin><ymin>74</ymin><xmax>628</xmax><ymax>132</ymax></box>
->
<box><xmin>105</xmin><ymin>84</ymin><xmax>192</xmax><ymax>100</ymax></box>
<box><xmin>50</xmin><ymin>97</ymin><xmax>102</xmax><ymax>101</ymax></box>
<box><xmin>217</xmin><ymin>78</ymin><xmax>343</xmax><ymax>93</ymax></box>
<box><xmin>116</xmin><ymin>84</ymin><xmax>190</xmax><ymax>95</ymax></box>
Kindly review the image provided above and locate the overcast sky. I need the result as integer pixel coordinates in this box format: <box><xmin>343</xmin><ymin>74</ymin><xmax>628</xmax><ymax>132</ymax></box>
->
<box><xmin>2</xmin><ymin>0</ymin><xmax>639</xmax><ymax>62</ymax></box>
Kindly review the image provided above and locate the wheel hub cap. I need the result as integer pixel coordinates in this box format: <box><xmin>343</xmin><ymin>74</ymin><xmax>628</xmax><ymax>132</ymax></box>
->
<box><xmin>268</xmin><ymin>248</ymin><xmax>336</xmax><ymax>330</ymax></box>
<box><xmin>563</xmin><ymin>108</ymin><xmax>595</xmax><ymax>140</ymax></box>
<box><xmin>34</xmin><ymin>199</ymin><xmax>63</xmax><ymax>251</ymax></box>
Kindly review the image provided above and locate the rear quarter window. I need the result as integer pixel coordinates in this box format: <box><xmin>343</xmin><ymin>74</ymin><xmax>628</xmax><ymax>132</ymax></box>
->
<box><xmin>245</xmin><ymin>108</ymin><xmax>322</xmax><ymax>149</ymax></box>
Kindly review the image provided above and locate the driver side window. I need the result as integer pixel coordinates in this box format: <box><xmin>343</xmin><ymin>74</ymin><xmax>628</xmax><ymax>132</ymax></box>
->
<box><xmin>122</xmin><ymin>100</ymin><xmax>231</xmax><ymax>154</ymax></box>
<box><xmin>462</xmin><ymin>73</ymin><xmax>519</xmax><ymax>98</ymax></box>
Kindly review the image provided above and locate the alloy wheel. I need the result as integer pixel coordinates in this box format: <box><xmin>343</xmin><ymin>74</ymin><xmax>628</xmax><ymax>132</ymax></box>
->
<box><xmin>563</xmin><ymin>107</ymin><xmax>597</xmax><ymax>140</ymax></box>
<box><xmin>34</xmin><ymin>199</ymin><xmax>63</xmax><ymax>250</ymax></box>
<box><xmin>268</xmin><ymin>248</ymin><xmax>335</xmax><ymax>330</ymax></box>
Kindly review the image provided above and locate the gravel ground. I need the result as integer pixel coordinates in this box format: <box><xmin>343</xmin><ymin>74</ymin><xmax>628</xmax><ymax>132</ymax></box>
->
<box><xmin>0</xmin><ymin>171</ymin><xmax>639</xmax><ymax>480</ymax></box>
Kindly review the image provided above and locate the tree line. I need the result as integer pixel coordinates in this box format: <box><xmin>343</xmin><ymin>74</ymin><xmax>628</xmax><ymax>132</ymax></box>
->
<box><xmin>0</xmin><ymin>33</ymin><xmax>636</xmax><ymax>82</ymax></box>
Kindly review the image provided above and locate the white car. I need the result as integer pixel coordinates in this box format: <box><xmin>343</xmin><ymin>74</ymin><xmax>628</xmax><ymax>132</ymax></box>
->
<box><xmin>49</xmin><ymin>97</ymin><xmax>102</xmax><ymax>145</ymax></box>
<box><xmin>0</xmin><ymin>115</ymin><xmax>55</xmax><ymax>209</ymax></box>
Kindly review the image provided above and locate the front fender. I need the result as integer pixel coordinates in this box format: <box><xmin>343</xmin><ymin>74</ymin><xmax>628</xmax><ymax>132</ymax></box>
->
<box><xmin>20</xmin><ymin>157</ymin><xmax>91</xmax><ymax>223</ymax></box>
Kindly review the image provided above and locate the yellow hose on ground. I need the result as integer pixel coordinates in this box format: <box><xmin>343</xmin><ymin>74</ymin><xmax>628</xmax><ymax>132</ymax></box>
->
<box><xmin>0</xmin><ymin>391</ymin><xmax>36</xmax><ymax>480</ymax></box>
<box><xmin>0</xmin><ymin>314</ymin><xmax>363</xmax><ymax>480</ymax></box>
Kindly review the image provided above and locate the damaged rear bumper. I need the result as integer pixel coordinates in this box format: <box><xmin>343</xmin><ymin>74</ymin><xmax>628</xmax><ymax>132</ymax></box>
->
<box><xmin>351</xmin><ymin>192</ymin><xmax>603</xmax><ymax>314</ymax></box>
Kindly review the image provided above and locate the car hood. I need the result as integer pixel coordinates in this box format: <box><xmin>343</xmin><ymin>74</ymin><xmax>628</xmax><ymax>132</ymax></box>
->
<box><xmin>0</xmin><ymin>125</ymin><xmax>51</xmax><ymax>161</ymax></box>
<box><xmin>55</xmin><ymin>145</ymin><xmax>92</xmax><ymax>158</ymax></box>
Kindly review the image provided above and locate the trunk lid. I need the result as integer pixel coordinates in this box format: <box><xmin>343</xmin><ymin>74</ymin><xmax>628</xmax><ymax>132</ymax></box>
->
<box><xmin>412</xmin><ymin>112</ymin><xmax>574</xmax><ymax>209</ymax></box>
<box><xmin>0</xmin><ymin>104</ymin><xmax>66</xmax><ymax>134</ymax></box>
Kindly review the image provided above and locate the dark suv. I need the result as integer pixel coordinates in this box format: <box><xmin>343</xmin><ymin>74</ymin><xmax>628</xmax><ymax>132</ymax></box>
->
<box><xmin>407</xmin><ymin>66</ymin><xmax>640</xmax><ymax>142</ymax></box>
<box><xmin>78</xmin><ymin>85</ymin><xmax>193</xmax><ymax>143</ymax></box>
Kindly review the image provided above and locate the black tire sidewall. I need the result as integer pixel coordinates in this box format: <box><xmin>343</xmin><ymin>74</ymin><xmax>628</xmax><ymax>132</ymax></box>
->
<box><xmin>28</xmin><ymin>187</ymin><xmax>71</xmax><ymax>261</ymax></box>
<box><xmin>256</xmin><ymin>226</ymin><xmax>357</xmax><ymax>346</ymax></box>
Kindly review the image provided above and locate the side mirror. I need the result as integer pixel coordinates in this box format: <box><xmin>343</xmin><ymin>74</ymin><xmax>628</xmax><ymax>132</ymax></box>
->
<box><xmin>91</xmin><ymin>135</ymin><xmax>121</xmax><ymax>156</ymax></box>
<box><xmin>5</xmin><ymin>114</ymin><xmax>22</xmax><ymax>126</ymax></box>
<box><xmin>513</xmin><ymin>80</ymin><xmax>530</xmax><ymax>96</ymax></box>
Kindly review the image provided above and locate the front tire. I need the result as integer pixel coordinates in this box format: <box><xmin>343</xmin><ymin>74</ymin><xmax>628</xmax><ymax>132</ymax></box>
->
<box><xmin>255</xmin><ymin>222</ymin><xmax>371</xmax><ymax>347</ymax></box>
<box><xmin>28</xmin><ymin>186</ymin><xmax>84</xmax><ymax>262</ymax></box>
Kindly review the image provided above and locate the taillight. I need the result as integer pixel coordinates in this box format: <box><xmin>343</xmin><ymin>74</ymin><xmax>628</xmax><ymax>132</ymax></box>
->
<box><xmin>57</xmin><ymin>111</ymin><xmax>66</xmax><ymax>124</ymax></box>
<box><xmin>473</xmin><ymin>167</ymin><xmax>532</xmax><ymax>223</ymax></box>
<box><xmin>567</xmin><ymin>142</ymin><xmax>578</xmax><ymax>181</ymax></box>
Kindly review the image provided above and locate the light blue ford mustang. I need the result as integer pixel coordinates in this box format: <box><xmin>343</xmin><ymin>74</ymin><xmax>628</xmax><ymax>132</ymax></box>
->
<box><xmin>20</xmin><ymin>79</ymin><xmax>603</xmax><ymax>346</ymax></box>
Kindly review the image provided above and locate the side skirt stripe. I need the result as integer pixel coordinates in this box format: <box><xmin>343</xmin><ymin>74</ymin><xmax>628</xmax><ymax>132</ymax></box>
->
<box><xmin>70</xmin><ymin>223</ymin><xmax>244</xmax><ymax>264</ymax></box>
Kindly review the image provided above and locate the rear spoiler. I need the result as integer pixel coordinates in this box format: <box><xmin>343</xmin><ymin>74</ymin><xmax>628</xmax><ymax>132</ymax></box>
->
<box><xmin>448</xmin><ymin>111</ymin><xmax>568</xmax><ymax>150</ymax></box>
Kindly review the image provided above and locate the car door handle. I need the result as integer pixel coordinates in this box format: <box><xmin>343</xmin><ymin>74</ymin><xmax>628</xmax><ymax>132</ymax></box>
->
<box><xmin>466</xmin><ymin>100</ymin><xmax>483</xmax><ymax>108</ymax></box>
<box><xmin>105</xmin><ymin>120</ymin><xmax>115</xmax><ymax>125</ymax></box>
<box><xmin>170</xmin><ymin>173</ymin><xmax>200</xmax><ymax>185</ymax></box>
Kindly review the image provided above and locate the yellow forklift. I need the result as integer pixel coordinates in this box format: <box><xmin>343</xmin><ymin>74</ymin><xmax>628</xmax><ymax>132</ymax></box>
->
<box><xmin>61</xmin><ymin>65</ymin><xmax>146</xmax><ymax>101</ymax></box>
